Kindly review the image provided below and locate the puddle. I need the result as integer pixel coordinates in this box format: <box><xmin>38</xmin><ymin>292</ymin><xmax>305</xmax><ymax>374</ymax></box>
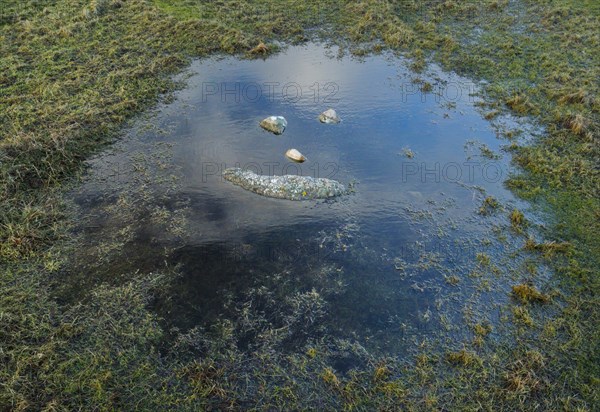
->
<box><xmin>64</xmin><ymin>44</ymin><xmax>545</xmax><ymax>356</ymax></box>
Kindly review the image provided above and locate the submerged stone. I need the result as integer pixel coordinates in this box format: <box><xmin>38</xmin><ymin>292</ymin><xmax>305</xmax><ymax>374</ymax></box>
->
<box><xmin>223</xmin><ymin>168</ymin><xmax>347</xmax><ymax>200</ymax></box>
<box><xmin>260</xmin><ymin>116</ymin><xmax>287</xmax><ymax>134</ymax></box>
<box><xmin>318</xmin><ymin>108</ymin><xmax>341</xmax><ymax>124</ymax></box>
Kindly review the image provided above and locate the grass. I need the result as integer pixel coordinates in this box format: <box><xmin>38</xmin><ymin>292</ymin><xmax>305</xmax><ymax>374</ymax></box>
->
<box><xmin>524</xmin><ymin>238</ymin><xmax>573</xmax><ymax>258</ymax></box>
<box><xmin>512</xmin><ymin>283</ymin><xmax>550</xmax><ymax>304</ymax></box>
<box><xmin>445</xmin><ymin>349</ymin><xmax>481</xmax><ymax>367</ymax></box>
<box><xmin>1</xmin><ymin>0</ymin><xmax>599</xmax><ymax>410</ymax></box>
<box><xmin>479</xmin><ymin>195</ymin><xmax>500</xmax><ymax>215</ymax></box>
<box><xmin>510</xmin><ymin>208</ymin><xmax>527</xmax><ymax>231</ymax></box>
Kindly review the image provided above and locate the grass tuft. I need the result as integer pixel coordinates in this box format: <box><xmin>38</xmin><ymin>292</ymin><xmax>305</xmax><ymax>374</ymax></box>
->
<box><xmin>562</xmin><ymin>113</ymin><xmax>589</xmax><ymax>136</ymax></box>
<box><xmin>524</xmin><ymin>238</ymin><xmax>572</xmax><ymax>258</ymax></box>
<box><xmin>479</xmin><ymin>196</ymin><xmax>500</xmax><ymax>215</ymax></box>
<box><xmin>248</xmin><ymin>41</ymin><xmax>269</xmax><ymax>56</ymax></box>
<box><xmin>511</xmin><ymin>283</ymin><xmax>550</xmax><ymax>304</ymax></box>
<box><xmin>322</xmin><ymin>368</ymin><xmax>340</xmax><ymax>388</ymax></box>
<box><xmin>505</xmin><ymin>94</ymin><xmax>530</xmax><ymax>113</ymax></box>
<box><xmin>504</xmin><ymin>351</ymin><xmax>545</xmax><ymax>396</ymax></box>
<box><xmin>509</xmin><ymin>209</ymin><xmax>526</xmax><ymax>231</ymax></box>
<box><xmin>445</xmin><ymin>349</ymin><xmax>481</xmax><ymax>367</ymax></box>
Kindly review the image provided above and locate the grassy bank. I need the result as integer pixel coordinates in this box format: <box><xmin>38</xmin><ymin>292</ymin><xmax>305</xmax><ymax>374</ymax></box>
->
<box><xmin>1</xmin><ymin>0</ymin><xmax>598</xmax><ymax>410</ymax></box>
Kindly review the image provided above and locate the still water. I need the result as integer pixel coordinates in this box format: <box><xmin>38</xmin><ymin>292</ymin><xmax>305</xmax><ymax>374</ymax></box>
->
<box><xmin>66</xmin><ymin>44</ymin><xmax>540</xmax><ymax>355</ymax></box>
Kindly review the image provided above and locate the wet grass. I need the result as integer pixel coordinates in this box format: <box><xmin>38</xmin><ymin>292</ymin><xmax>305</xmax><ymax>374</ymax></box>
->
<box><xmin>512</xmin><ymin>283</ymin><xmax>550</xmax><ymax>304</ymax></box>
<box><xmin>1</xmin><ymin>0</ymin><xmax>599</xmax><ymax>410</ymax></box>
<box><xmin>478</xmin><ymin>196</ymin><xmax>500</xmax><ymax>215</ymax></box>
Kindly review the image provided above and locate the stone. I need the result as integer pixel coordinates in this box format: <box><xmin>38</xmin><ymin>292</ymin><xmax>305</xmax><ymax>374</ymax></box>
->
<box><xmin>223</xmin><ymin>168</ymin><xmax>347</xmax><ymax>201</ymax></box>
<box><xmin>260</xmin><ymin>116</ymin><xmax>287</xmax><ymax>134</ymax></box>
<box><xmin>318</xmin><ymin>108</ymin><xmax>341</xmax><ymax>124</ymax></box>
<box><xmin>285</xmin><ymin>148</ymin><xmax>306</xmax><ymax>163</ymax></box>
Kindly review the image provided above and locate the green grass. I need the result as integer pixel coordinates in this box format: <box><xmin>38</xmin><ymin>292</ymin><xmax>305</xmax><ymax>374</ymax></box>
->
<box><xmin>1</xmin><ymin>0</ymin><xmax>599</xmax><ymax>410</ymax></box>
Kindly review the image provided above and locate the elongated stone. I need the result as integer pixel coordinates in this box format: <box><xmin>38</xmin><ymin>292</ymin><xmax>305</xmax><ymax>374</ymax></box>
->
<box><xmin>223</xmin><ymin>168</ymin><xmax>346</xmax><ymax>200</ymax></box>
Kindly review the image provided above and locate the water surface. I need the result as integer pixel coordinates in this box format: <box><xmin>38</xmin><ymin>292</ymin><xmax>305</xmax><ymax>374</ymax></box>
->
<box><xmin>67</xmin><ymin>44</ymin><xmax>542</xmax><ymax>356</ymax></box>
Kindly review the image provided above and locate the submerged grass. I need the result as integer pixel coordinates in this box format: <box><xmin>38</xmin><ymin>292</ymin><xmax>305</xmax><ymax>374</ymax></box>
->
<box><xmin>1</xmin><ymin>0</ymin><xmax>599</xmax><ymax>410</ymax></box>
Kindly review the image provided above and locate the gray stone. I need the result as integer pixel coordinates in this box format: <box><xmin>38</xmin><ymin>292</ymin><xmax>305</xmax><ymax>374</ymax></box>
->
<box><xmin>260</xmin><ymin>116</ymin><xmax>287</xmax><ymax>134</ymax></box>
<box><xmin>223</xmin><ymin>168</ymin><xmax>347</xmax><ymax>200</ymax></box>
<box><xmin>318</xmin><ymin>108</ymin><xmax>341</xmax><ymax>124</ymax></box>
